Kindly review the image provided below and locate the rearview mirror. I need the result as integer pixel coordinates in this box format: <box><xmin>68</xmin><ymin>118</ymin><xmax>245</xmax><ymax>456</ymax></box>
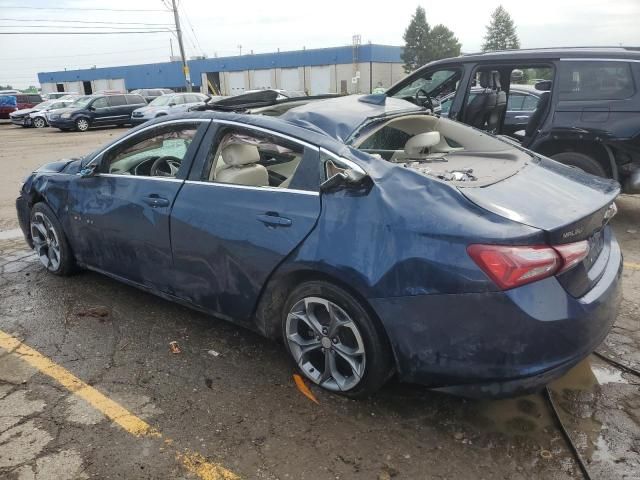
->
<box><xmin>77</xmin><ymin>164</ymin><xmax>97</xmax><ymax>178</ymax></box>
<box><xmin>168</xmin><ymin>102</ymin><xmax>176</xmax><ymax>107</ymax></box>
<box><xmin>320</xmin><ymin>168</ymin><xmax>368</xmax><ymax>192</ymax></box>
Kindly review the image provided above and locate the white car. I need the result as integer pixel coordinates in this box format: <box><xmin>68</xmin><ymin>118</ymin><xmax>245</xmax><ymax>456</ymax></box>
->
<box><xmin>10</xmin><ymin>99</ymin><xmax>75</xmax><ymax>128</ymax></box>
<box><xmin>130</xmin><ymin>93</ymin><xmax>208</xmax><ymax>125</ymax></box>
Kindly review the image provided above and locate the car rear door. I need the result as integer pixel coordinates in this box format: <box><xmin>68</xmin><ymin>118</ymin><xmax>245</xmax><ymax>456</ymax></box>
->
<box><xmin>170</xmin><ymin>121</ymin><xmax>322</xmax><ymax>321</ymax></box>
<box><xmin>106</xmin><ymin>95</ymin><xmax>129</xmax><ymax>123</ymax></box>
<box><xmin>65</xmin><ymin>119</ymin><xmax>211</xmax><ymax>291</ymax></box>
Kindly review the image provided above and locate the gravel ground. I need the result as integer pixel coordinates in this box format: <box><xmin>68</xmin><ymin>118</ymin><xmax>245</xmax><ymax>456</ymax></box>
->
<box><xmin>0</xmin><ymin>122</ymin><xmax>638</xmax><ymax>479</ymax></box>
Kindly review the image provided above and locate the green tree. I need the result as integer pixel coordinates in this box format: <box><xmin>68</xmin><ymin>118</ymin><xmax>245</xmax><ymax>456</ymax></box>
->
<box><xmin>429</xmin><ymin>24</ymin><xmax>462</xmax><ymax>61</ymax></box>
<box><xmin>481</xmin><ymin>5</ymin><xmax>520</xmax><ymax>52</ymax></box>
<box><xmin>401</xmin><ymin>7</ymin><xmax>462</xmax><ymax>73</ymax></box>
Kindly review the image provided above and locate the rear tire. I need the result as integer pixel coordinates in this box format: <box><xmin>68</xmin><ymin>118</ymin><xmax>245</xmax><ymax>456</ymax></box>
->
<box><xmin>29</xmin><ymin>203</ymin><xmax>76</xmax><ymax>276</ymax></box>
<box><xmin>282</xmin><ymin>281</ymin><xmax>393</xmax><ymax>398</ymax></box>
<box><xmin>551</xmin><ymin>151</ymin><xmax>607</xmax><ymax>177</ymax></box>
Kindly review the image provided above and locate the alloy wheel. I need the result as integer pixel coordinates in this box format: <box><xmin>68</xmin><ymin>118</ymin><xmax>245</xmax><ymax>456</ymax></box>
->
<box><xmin>285</xmin><ymin>296</ymin><xmax>366</xmax><ymax>392</ymax></box>
<box><xmin>33</xmin><ymin>117</ymin><xmax>46</xmax><ymax>128</ymax></box>
<box><xmin>30</xmin><ymin>212</ymin><xmax>61</xmax><ymax>271</ymax></box>
<box><xmin>76</xmin><ymin>119</ymin><xmax>89</xmax><ymax>131</ymax></box>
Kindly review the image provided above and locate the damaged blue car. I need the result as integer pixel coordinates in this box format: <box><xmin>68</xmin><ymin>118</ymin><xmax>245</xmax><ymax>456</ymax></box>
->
<box><xmin>16</xmin><ymin>92</ymin><xmax>622</xmax><ymax>398</ymax></box>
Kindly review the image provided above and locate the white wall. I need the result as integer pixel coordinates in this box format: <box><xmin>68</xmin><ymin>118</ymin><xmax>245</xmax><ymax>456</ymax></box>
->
<box><xmin>278</xmin><ymin>68</ymin><xmax>301</xmax><ymax>92</ymax></box>
<box><xmin>251</xmin><ymin>69</ymin><xmax>272</xmax><ymax>89</ymax></box>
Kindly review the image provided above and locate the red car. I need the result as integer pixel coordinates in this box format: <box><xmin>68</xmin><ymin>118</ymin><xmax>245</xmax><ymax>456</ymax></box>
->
<box><xmin>0</xmin><ymin>93</ymin><xmax>43</xmax><ymax>119</ymax></box>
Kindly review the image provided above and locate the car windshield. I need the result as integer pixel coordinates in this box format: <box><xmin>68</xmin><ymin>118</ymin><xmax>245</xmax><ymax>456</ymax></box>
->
<box><xmin>393</xmin><ymin>70</ymin><xmax>460</xmax><ymax>98</ymax></box>
<box><xmin>72</xmin><ymin>96</ymin><xmax>93</xmax><ymax>107</ymax></box>
<box><xmin>149</xmin><ymin>95</ymin><xmax>173</xmax><ymax>106</ymax></box>
<box><xmin>35</xmin><ymin>100</ymin><xmax>55</xmax><ymax>109</ymax></box>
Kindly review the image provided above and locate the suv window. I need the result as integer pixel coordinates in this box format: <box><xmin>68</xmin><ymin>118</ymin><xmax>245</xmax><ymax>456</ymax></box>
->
<box><xmin>91</xmin><ymin>97</ymin><xmax>108</xmax><ymax>108</ymax></box>
<box><xmin>28</xmin><ymin>95</ymin><xmax>42</xmax><ymax>103</ymax></box>
<box><xmin>558</xmin><ymin>61</ymin><xmax>635</xmax><ymax>101</ymax></box>
<box><xmin>126</xmin><ymin>94</ymin><xmax>146</xmax><ymax>105</ymax></box>
<box><xmin>108</xmin><ymin>95</ymin><xmax>127</xmax><ymax>106</ymax></box>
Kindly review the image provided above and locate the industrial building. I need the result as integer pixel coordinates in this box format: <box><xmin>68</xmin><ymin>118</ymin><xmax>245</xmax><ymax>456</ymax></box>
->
<box><xmin>38</xmin><ymin>44</ymin><xmax>405</xmax><ymax>96</ymax></box>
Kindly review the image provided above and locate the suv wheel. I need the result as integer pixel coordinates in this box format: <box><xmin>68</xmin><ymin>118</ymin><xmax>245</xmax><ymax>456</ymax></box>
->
<box><xmin>282</xmin><ymin>281</ymin><xmax>393</xmax><ymax>398</ymax></box>
<box><xmin>33</xmin><ymin>117</ymin><xmax>46</xmax><ymax>128</ymax></box>
<box><xmin>551</xmin><ymin>152</ymin><xmax>607</xmax><ymax>178</ymax></box>
<box><xmin>75</xmin><ymin>118</ymin><xmax>90</xmax><ymax>132</ymax></box>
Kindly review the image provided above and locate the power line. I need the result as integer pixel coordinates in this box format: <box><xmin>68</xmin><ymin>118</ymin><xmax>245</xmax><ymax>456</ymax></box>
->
<box><xmin>0</xmin><ymin>6</ymin><xmax>170</xmax><ymax>12</ymax></box>
<box><xmin>0</xmin><ymin>31</ymin><xmax>171</xmax><ymax>35</ymax></box>
<box><xmin>0</xmin><ymin>25</ymin><xmax>175</xmax><ymax>31</ymax></box>
<box><xmin>0</xmin><ymin>18</ymin><xmax>174</xmax><ymax>26</ymax></box>
<box><xmin>179</xmin><ymin>1</ymin><xmax>205</xmax><ymax>56</ymax></box>
<box><xmin>1</xmin><ymin>46</ymin><xmax>170</xmax><ymax>61</ymax></box>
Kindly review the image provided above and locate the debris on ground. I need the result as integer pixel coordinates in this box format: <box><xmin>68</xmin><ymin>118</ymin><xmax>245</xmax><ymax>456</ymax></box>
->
<box><xmin>207</xmin><ymin>349</ymin><xmax>221</xmax><ymax>357</ymax></box>
<box><xmin>540</xmin><ymin>449</ymin><xmax>553</xmax><ymax>459</ymax></box>
<box><xmin>169</xmin><ymin>341</ymin><xmax>181</xmax><ymax>354</ymax></box>
<box><xmin>293</xmin><ymin>373</ymin><xmax>319</xmax><ymax>404</ymax></box>
<box><xmin>76</xmin><ymin>306</ymin><xmax>110</xmax><ymax>318</ymax></box>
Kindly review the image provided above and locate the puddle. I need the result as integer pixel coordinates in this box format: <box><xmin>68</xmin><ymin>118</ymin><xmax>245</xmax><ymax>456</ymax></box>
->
<box><xmin>591</xmin><ymin>365</ymin><xmax>629</xmax><ymax>385</ymax></box>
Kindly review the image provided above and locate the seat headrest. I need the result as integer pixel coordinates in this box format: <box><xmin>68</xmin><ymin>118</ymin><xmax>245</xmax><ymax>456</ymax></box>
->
<box><xmin>492</xmin><ymin>71</ymin><xmax>501</xmax><ymax>90</ymax></box>
<box><xmin>479</xmin><ymin>72</ymin><xmax>491</xmax><ymax>89</ymax></box>
<box><xmin>221</xmin><ymin>144</ymin><xmax>260</xmax><ymax>166</ymax></box>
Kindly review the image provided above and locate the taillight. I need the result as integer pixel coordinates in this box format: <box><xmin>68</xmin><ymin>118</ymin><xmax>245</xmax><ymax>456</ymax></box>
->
<box><xmin>467</xmin><ymin>244</ymin><xmax>560</xmax><ymax>290</ymax></box>
<box><xmin>467</xmin><ymin>240</ymin><xmax>590</xmax><ymax>290</ymax></box>
<box><xmin>555</xmin><ymin>240</ymin><xmax>590</xmax><ymax>273</ymax></box>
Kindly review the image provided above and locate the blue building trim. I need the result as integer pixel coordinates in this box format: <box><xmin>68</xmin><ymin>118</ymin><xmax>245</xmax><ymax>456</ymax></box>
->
<box><xmin>38</xmin><ymin>44</ymin><xmax>403</xmax><ymax>90</ymax></box>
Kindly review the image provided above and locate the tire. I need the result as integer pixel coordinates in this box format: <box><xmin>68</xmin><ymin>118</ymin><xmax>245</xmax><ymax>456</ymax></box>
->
<box><xmin>551</xmin><ymin>151</ymin><xmax>607</xmax><ymax>177</ymax></box>
<box><xmin>33</xmin><ymin>117</ymin><xmax>47</xmax><ymax>128</ymax></box>
<box><xmin>75</xmin><ymin>117</ymin><xmax>90</xmax><ymax>132</ymax></box>
<box><xmin>29</xmin><ymin>203</ymin><xmax>76</xmax><ymax>276</ymax></box>
<box><xmin>282</xmin><ymin>280</ymin><xmax>393</xmax><ymax>398</ymax></box>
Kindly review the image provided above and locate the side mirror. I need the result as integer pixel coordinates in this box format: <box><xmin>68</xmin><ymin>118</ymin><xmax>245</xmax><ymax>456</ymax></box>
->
<box><xmin>77</xmin><ymin>164</ymin><xmax>97</xmax><ymax>178</ymax></box>
<box><xmin>168</xmin><ymin>102</ymin><xmax>176</xmax><ymax>107</ymax></box>
<box><xmin>88</xmin><ymin>106</ymin><xmax>95</xmax><ymax>111</ymax></box>
<box><xmin>320</xmin><ymin>168</ymin><xmax>368</xmax><ymax>192</ymax></box>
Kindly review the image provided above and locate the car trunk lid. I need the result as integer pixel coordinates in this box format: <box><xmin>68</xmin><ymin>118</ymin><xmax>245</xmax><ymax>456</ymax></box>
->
<box><xmin>459</xmin><ymin>156</ymin><xmax>619</xmax><ymax>296</ymax></box>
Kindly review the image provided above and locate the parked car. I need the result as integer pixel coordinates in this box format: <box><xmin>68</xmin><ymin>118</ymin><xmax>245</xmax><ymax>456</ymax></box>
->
<box><xmin>387</xmin><ymin>47</ymin><xmax>640</xmax><ymax>193</ymax></box>
<box><xmin>9</xmin><ymin>99</ymin><xmax>75</xmax><ymax>127</ymax></box>
<box><xmin>30</xmin><ymin>99</ymin><xmax>77</xmax><ymax>128</ymax></box>
<box><xmin>16</xmin><ymin>94</ymin><xmax>621</xmax><ymax>398</ymax></box>
<box><xmin>131</xmin><ymin>88</ymin><xmax>174</xmax><ymax>103</ymax></box>
<box><xmin>47</xmin><ymin>93</ymin><xmax>147</xmax><ymax>132</ymax></box>
<box><xmin>0</xmin><ymin>93</ymin><xmax>43</xmax><ymax>119</ymax></box>
<box><xmin>130</xmin><ymin>92</ymin><xmax>208</xmax><ymax>125</ymax></box>
<box><xmin>45</xmin><ymin>92</ymin><xmax>79</xmax><ymax>100</ymax></box>
<box><xmin>438</xmin><ymin>85</ymin><xmax>543</xmax><ymax>136</ymax></box>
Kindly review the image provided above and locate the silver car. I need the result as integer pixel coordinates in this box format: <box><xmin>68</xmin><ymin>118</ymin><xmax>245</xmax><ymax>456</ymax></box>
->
<box><xmin>130</xmin><ymin>93</ymin><xmax>208</xmax><ymax>125</ymax></box>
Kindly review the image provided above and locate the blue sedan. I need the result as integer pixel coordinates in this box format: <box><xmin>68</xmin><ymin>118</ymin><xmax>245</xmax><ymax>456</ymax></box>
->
<box><xmin>15</xmin><ymin>95</ymin><xmax>622</xmax><ymax>398</ymax></box>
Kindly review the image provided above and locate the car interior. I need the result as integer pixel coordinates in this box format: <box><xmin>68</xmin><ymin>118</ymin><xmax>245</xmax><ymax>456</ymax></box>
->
<box><xmin>208</xmin><ymin>132</ymin><xmax>303</xmax><ymax>188</ymax></box>
<box><xmin>354</xmin><ymin>114</ymin><xmax>530</xmax><ymax>185</ymax></box>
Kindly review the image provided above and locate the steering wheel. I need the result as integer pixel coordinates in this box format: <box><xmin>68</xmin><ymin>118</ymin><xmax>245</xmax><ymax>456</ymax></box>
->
<box><xmin>150</xmin><ymin>155</ymin><xmax>181</xmax><ymax>177</ymax></box>
<box><xmin>415</xmin><ymin>88</ymin><xmax>435</xmax><ymax>112</ymax></box>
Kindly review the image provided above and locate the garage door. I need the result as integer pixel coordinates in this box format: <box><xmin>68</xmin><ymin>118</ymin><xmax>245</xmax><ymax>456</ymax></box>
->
<box><xmin>252</xmin><ymin>70</ymin><xmax>272</xmax><ymax>90</ymax></box>
<box><xmin>280</xmin><ymin>68</ymin><xmax>300</xmax><ymax>92</ymax></box>
<box><xmin>309</xmin><ymin>66</ymin><xmax>331</xmax><ymax>95</ymax></box>
<box><xmin>228</xmin><ymin>72</ymin><xmax>246</xmax><ymax>95</ymax></box>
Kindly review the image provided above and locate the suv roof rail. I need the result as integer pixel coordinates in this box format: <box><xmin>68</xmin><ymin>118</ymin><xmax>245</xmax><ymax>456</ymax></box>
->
<box><xmin>462</xmin><ymin>46</ymin><xmax>640</xmax><ymax>56</ymax></box>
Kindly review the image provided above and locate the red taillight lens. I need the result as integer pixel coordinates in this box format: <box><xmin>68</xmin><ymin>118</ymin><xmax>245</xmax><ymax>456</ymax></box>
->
<box><xmin>468</xmin><ymin>240</ymin><xmax>592</xmax><ymax>290</ymax></box>
<box><xmin>555</xmin><ymin>240</ymin><xmax>590</xmax><ymax>273</ymax></box>
<box><xmin>467</xmin><ymin>244</ymin><xmax>560</xmax><ymax>290</ymax></box>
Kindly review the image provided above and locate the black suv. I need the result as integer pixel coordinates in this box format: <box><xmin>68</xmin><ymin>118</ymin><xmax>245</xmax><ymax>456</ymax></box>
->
<box><xmin>387</xmin><ymin>47</ymin><xmax>640</xmax><ymax>193</ymax></box>
<box><xmin>48</xmin><ymin>93</ymin><xmax>147</xmax><ymax>132</ymax></box>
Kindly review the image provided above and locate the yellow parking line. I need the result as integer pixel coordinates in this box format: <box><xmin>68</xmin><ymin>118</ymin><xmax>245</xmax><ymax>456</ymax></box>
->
<box><xmin>0</xmin><ymin>329</ymin><xmax>240</xmax><ymax>480</ymax></box>
<box><xmin>625</xmin><ymin>262</ymin><xmax>640</xmax><ymax>270</ymax></box>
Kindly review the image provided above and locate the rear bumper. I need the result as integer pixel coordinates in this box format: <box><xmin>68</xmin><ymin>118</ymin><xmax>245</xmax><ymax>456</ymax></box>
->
<box><xmin>369</xmin><ymin>234</ymin><xmax>623</xmax><ymax>398</ymax></box>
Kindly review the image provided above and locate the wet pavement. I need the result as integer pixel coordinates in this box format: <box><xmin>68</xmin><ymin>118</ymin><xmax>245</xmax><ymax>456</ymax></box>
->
<box><xmin>0</xmin><ymin>124</ymin><xmax>639</xmax><ymax>479</ymax></box>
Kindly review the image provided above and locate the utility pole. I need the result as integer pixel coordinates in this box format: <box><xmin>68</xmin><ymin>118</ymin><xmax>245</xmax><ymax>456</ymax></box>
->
<box><xmin>171</xmin><ymin>0</ymin><xmax>191</xmax><ymax>91</ymax></box>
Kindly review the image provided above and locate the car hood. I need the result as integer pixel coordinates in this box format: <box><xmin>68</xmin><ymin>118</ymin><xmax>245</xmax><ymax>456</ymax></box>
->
<box><xmin>281</xmin><ymin>95</ymin><xmax>423</xmax><ymax>143</ymax></box>
<box><xmin>11</xmin><ymin>107</ymin><xmax>38</xmax><ymax>116</ymax></box>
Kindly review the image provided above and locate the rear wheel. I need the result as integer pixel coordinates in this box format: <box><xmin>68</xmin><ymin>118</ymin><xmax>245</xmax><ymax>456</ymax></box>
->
<box><xmin>33</xmin><ymin>117</ymin><xmax>46</xmax><ymax>128</ymax></box>
<box><xmin>551</xmin><ymin>151</ymin><xmax>607</xmax><ymax>177</ymax></box>
<box><xmin>282</xmin><ymin>281</ymin><xmax>393</xmax><ymax>398</ymax></box>
<box><xmin>75</xmin><ymin>118</ymin><xmax>89</xmax><ymax>132</ymax></box>
<box><xmin>30</xmin><ymin>203</ymin><xmax>76</xmax><ymax>276</ymax></box>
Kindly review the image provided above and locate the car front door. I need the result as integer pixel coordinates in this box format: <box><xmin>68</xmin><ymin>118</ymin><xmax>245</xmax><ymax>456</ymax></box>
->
<box><xmin>89</xmin><ymin>97</ymin><xmax>110</xmax><ymax>125</ymax></box>
<box><xmin>170</xmin><ymin>121</ymin><xmax>322</xmax><ymax>322</ymax></box>
<box><xmin>65</xmin><ymin>119</ymin><xmax>210</xmax><ymax>290</ymax></box>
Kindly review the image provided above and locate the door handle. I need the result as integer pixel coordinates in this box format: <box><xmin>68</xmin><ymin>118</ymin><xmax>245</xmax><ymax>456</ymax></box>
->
<box><xmin>514</xmin><ymin>115</ymin><xmax>530</xmax><ymax>119</ymax></box>
<box><xmin>142</xmin><ymin>194</ymin><xmax>170</xmax><ymax>208</ymax></box>
<box><xmin>256</xmin><ymin>212</ymin><xmax>292</xmax><ymax>227</ymax></box>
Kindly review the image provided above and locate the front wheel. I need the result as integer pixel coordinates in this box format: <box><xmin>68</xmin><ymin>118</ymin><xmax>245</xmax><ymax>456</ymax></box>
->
<box><xmin>30</xmin><ymin>203</ymin><xmax>76</xmax><ymax>276</ymax></box>
<box><xmin>75</xmin><ymin>118</ymin><xmax>90</xmax><ymax>132</ymax></box>
<box><xmin>33</xmin><ymin>117</ymin><xmax>47</xmax><ymax>128</ymax></box>
<box><xmin>282</xmin><ymin>281</ymin><xmax>393</xmax><ymax>398</ymax></box>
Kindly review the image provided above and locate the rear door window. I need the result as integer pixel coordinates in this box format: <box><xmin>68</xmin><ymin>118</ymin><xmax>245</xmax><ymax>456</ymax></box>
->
<box><xmin>558</xmin><ymin>61</ymin><xmax>635</xmax><ymax>100</ymax></box>
<box><xmin>507</xmin><ymin>93</ymin><xmax>525</xmax><ymax>111</ymax></box>
<box><xmin>521</xmin><ymin>94</ymin><xmax>539</xmax><ymax>111</ymax></box>
<box><xmin>108</xmin><ymin>95</ymin><xmax>127</xmax><ymax>107</ymax></box>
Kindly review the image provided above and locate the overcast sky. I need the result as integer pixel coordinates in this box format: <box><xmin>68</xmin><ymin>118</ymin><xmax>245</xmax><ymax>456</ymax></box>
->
<box><xmin>1</xmin><ymin>0</ymin><xmax>639</xmax><ymax>88</ymax></box>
